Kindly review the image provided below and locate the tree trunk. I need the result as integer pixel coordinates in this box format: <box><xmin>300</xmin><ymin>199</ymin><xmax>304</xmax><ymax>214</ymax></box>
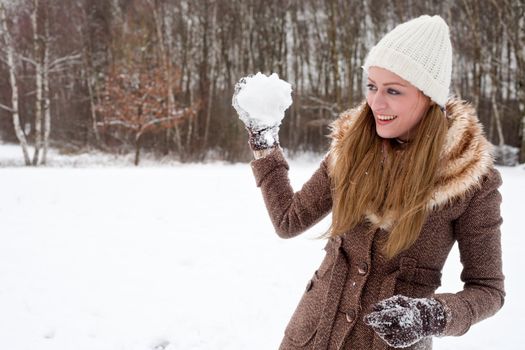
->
<box><xmin>495</xmin><ymin>0</ymin><xmax>525</xmax><ymax>163</ymax></box>
<box><xmin>202</xmin><ymin>1</ymin><xmax>217</xmax><ymax>151</ymax></box>
<box><xmin>150</xmin><ymin>0</ymin><xmax>176</xmax><ymax>155</ymax></box>
<box><xmin>0</xmin><ymin>3</ymin><xmax>31</xmax><ymax>165</ymax></box>
<box><xmin>85</xmin><ymin>62</ymin><xmax>102</xmax><ymax>146</ymax></box>
<box><xmin>519</xmin><ymin>76</ymin><xmax>525</xmax><ymax>162</ymax></box>
<box><xmin>81</xmin><ymin>32</ymin><xmax>102</xmax><ymax>148</ymax></box>
<box><xmin>462</xmin><ymin>0</ymin><xmax>483</xmax><ymax>109</ymax></box>
<box><xmin>491</xmin><ymin>91</ymin><xmax>505</xmax><ymax>146</ymax></box>
<box><xmin>32</xmin><ymin>0</ymin><xmax>43</xmax><ymax>166</ymax></box>
<box><xmin>327</xmin><ymin>0</ymin><xmax>341</xmax><ymax>108</ymax></box>
<box><xmin>134</xmin><ymin>132</ymin><xmax>142</xmax><ymax>166</ymax></box>
<box><xmin>42</xmin><ymin>13</ymin><xmax>50</xmax><ymax>165</ymax></box>
<box><xmin>520</xmin><ymin>114</ymin><xmax>525</xmax><ymax>164</ymax></box>
<box><xmin>173</xmin><ymin>124</ymin><xmax>183</xmax><ymax>157</ymax></box>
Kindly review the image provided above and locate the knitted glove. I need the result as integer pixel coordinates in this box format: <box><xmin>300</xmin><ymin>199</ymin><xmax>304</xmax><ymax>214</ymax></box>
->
<box><xmin>244</xmin><ymin>124</ymin><xmax>280</xmax><ymax>151</ymax></box>
<box><xmin>363</xmin><ymin>294</ymin><xmax>447</xmax><ymax>348</ymax></box>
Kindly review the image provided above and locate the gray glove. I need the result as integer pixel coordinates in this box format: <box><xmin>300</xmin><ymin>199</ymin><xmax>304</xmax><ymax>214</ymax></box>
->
<box><xmin>363</xmin><ymin>294</ymin><xmax>447</xmax><ymax>348</ymax></box>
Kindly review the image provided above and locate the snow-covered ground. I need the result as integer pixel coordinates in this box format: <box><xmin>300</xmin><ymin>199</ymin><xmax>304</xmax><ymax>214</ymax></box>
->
<box><xmin>1</xmin><ymin>143</ymin><xmax>523</xmax><ymax>349</ymax></box>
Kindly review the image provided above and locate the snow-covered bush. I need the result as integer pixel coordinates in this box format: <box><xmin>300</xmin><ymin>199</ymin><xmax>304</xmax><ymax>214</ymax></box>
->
<box><xmin>493</xmin><ymin>144</ymin><xmax>519</xmax><ymax>166</ymax></box>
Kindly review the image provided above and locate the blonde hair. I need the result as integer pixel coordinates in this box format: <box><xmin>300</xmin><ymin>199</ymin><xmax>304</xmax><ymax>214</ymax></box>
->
<box><xmin>325</xmin><ymin>98</ymin><xmax>448</xmax><ymax>259</ymax></box>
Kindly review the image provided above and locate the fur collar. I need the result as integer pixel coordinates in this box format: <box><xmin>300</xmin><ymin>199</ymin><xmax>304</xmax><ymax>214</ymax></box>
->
<box><xmin>327</xmin><ymin>97</ymin><xmax>495</xmax><ymax>230</ymax></box>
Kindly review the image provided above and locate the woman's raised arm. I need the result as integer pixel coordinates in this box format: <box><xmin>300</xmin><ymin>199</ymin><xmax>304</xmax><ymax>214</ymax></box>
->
<box><xmin>250</xmin><ymin>147</ymin><xmax>333</xmax><ymax>239</ymax></box>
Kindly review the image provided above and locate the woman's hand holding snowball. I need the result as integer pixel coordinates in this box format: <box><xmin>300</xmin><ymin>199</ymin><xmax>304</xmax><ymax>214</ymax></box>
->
<box><xmin>232</xmin><ymin>73</ymin><xmax>293</xmax><ymax>153</ymax></box>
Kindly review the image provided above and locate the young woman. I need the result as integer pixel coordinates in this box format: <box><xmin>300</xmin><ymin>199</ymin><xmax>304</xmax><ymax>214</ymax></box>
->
<box><xmin>236</xmin><ymin>15</ymin><xmax>504</xmax><ymax>349</ymax></box>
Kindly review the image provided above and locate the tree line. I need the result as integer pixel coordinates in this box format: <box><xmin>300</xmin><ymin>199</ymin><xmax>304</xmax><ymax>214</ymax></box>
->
<box><xmin>1</xmin><ymin>0</ymin><xmax>524</xmax><ymax>165</ymax></box>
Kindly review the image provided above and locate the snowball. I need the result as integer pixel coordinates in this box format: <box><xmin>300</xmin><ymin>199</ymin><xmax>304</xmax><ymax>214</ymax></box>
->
<box><xmin>232</xmin><ymin>72</ymin><xmax>293</xmax><ymax>129</ymax></box>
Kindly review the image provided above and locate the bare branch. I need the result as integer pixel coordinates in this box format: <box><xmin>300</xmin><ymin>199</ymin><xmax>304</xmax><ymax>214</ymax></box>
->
<box><xmin>19</xmin><ymin>55</ymin><xmax>37</xmax><ymax>66</ymax></box>
<box><xmin>140</xmin><ymin>109</ymin><xmax>191</xmax><ymax>129</ymax></box>
<box><xmin>301</xmin><ymin>96</ymin><xmax>340</xmax><ymax>118</ymax></box>
<box><xmin>49</xmin><ymin>53</ymin><xmax>81</xmax><ymax>70</ymax></box>
<box><xmin>0</xmin><ymin>102</ymin><xmax>15</xmax><ymax>113</ymax></box>
<box><xmin>96</xmin><ymin>119</ymin><xmax>137</xmax><ymax>130</ymax></box>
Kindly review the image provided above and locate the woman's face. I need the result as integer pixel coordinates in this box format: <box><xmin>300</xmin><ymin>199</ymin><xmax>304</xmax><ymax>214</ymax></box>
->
<box><xmin>365</xmin><ymin>66</ymin><xmax>433</xmax><ymax>141</ymax></box>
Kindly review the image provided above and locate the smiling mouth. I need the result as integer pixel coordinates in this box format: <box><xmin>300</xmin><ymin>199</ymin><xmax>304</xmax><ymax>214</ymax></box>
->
<box><xmin>377</xmin><ymin>114</ymin><xmax>398</xmax><ymax>121</ymax></box>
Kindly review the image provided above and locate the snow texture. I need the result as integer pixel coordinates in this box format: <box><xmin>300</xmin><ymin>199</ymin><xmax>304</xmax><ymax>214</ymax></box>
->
<box><xmin>232</xmin><ymin>72</ymin><xmax>292</xmax><ymax>130</ymax></box>
<box><xmin>0</xmin><ymin>144</ymin><xmax>523</xmax><ymax>349</ymax></box>
<box><xmin>364</xmin><ymin>295</ymin><xmax>446</xmax><ymax>348</ymax></box>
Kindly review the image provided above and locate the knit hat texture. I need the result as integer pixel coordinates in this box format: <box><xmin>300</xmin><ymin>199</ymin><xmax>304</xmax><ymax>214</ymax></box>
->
<box><xmin>362</xmin><ymin>15</ymin><xmax>452</xmax><ymax>108</ymax></box>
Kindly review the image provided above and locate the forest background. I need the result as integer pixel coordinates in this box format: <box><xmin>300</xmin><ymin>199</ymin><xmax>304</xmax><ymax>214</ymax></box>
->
<box><xmin>1</xmin><ymin>0</ymin><xmax>524</xmax><ymax>165</ymax></box>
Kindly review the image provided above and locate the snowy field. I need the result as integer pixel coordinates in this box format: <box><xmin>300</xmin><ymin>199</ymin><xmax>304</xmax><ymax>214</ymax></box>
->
<box><xmin>1</xmin><ymin>143</ymin><xmax>524</xmax><ymax>350</ymax></box>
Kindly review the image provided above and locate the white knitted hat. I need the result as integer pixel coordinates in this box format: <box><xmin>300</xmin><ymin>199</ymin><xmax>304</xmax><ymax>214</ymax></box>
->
<box><xmin>362</xmin><ymin>15</ymin><xmax>452</xmax><ymax>108</ymax></box>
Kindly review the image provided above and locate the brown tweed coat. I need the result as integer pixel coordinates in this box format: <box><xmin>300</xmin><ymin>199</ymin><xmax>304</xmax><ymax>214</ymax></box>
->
<box><xmin>250</xmin><ymin>98</ymin><xmax>505</xmax><ymax>350</ymax></box>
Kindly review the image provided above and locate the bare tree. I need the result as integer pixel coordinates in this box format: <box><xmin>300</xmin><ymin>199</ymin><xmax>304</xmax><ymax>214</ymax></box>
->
<box><xmin>500</xmin><ymin>0</ymin><xmax>525</xmax><ymax>162</ymax></box>
<box><xmin>96</xmin><ymin>66</ymin><xmax>197</xmax><ymax>165</ymax></box>
<box><xmin>41</xmin><ymin>1</ymin><xmax>51</xmax><ymax>164</ymax></box>
<box><xmin>31</xmin><ymin>0</ymin><xmax>43</xmax><ymax>165</ymax></box>
<box><xmin>0</xmin><ymin>0</ymin><xmax>522</xmax><ymax>163</ymax></box>
<box><xmin>0</xmin><ymin>1</ymin><xmax>31</xmax><ymax>165</ymax></box>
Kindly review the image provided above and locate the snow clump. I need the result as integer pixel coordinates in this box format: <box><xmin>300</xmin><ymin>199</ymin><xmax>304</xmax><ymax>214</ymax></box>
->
<box><xmin>232</xmin><ymin>72</ymin><xmax>293</xmax><ymax>129</ymax></box>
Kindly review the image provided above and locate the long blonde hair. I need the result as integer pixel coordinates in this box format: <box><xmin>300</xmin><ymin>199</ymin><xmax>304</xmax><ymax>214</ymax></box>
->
<box><xmin>326</xmin><ymin>99</ymin><xmax>448</xmax><ymax>259</ymax></box>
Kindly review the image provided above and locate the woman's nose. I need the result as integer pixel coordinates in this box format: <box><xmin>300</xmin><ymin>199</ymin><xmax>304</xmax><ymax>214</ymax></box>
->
<box><xmin>369</xmin><ymin>92</ymin><xmax>387</xmax><ymax>111</ymax></box>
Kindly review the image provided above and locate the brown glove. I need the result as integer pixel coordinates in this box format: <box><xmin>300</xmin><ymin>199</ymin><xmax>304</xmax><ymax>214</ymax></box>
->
<box><xmin>245</xmin><ymin>124</ymin><xmax>280</xmax><ymax>151</ymax></box>
<box><xmin>363</xmin><ymin>294</ymin><xmax>447</xmax><ymax>348</ymax></box>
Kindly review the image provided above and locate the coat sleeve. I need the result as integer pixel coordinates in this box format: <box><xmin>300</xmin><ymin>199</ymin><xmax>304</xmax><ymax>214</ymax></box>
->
<box><xmin>250</xmin><ymin>147</ymin><xmax>333</xmax><ymax>239</ymax></box>
<box><xmin>434</xmin><ymin>167</ymin><xmax>505</xmax><ymax>337</ymax></box>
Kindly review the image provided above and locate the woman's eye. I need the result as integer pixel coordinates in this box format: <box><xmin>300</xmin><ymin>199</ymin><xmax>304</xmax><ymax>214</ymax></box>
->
<box><xmin>366</xmin><ymin>84</ymin><xmax>400</xmax><ymax>96</ymax></box>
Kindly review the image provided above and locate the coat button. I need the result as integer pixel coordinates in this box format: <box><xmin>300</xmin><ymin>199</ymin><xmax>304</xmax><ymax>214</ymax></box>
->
<box><xmin>346</xmin><ymin>310</ymin><xmax>356</xmax><ymax>323</ymax></box>
<box><xmin>306</xmin><ymin>279</ymin><xmax>313</xmax><ymax>292</ymax></box>
<box><xmin>357</xmin><ymin>262</ymin><xmax>368</xmax><ymax>275</ymax></box>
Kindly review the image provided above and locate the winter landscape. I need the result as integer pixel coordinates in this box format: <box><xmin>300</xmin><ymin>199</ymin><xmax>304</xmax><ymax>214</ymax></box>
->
<box><xmin>1</xmin><ymin>1</ymin><xmax>524</xmax><ymax>349</ymax></box>
<box><xmin>1</xmin><ymin>144</ymin><xmax>524</xmax><ymax>350</ymax></box>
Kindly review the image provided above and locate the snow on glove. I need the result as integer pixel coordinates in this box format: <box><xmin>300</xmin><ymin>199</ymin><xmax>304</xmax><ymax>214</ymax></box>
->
<box><xmin>245</xmin><ymin>125</ymin><xmax>280</xmax><ymax>151</ymax></box>
<box><xmin>363</xmin><ymin>294</ymin><xmax>447</xmax><ymax>348</ymax></box>
<box><xmin>232</xmin><ymin>72</ymin><xmax>292</xmax><ymax>151</ymax></box>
